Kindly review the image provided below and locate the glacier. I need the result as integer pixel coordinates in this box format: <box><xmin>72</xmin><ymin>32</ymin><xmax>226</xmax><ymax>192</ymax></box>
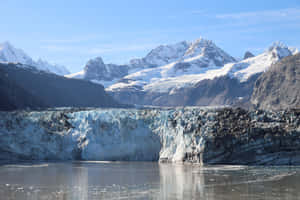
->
<box><xmin>0</xmin><ymin>107</ymin><xmax>299</xmax><ymax>165</ymax></box>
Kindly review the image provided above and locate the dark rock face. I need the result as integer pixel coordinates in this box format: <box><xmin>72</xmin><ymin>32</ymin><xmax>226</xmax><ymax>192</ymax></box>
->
<box><xmin>251</xmin><ymin>53</ymin><xmax>300</xmax><ymax>110</ymax></box>
<box><xmin>0</xmin><ymin>63</ymin><xmax>123</xmax><ymax>110</ymax></box>
<box><xmin>165</xmin><ymin>74</ymin><xmax>260</xmax><ymax>107</ymax></box>
<box><xmin>110</xmin><ymin>74</ymin><xmax>260</xmax><ymax>108</ymax></box>
<box><xmin>199</xmin><ymin>43</ymin><xmax>236</xmax><ymax>66</ymax></box>
<box><xmin>0</xmin><ymin>73</ymin><xmax>46</xmax><ymax>111</ymax></box>
<box><xmin>83</xmin><ymin>57</ymin><xmax>128</xmax><ymax>81</ymax></box>
<box><xmin>244</xmin><ymin>51</ymin><xmax>255</xmax><ymax>59</ymax></box>
<box><xmin>195</xmin><ymin>108</ymin><xmax>300</xmax><ymax>165</ymax></box>
<box><xmin>160</xmin><ymin>107</ymin><xmax>300</xmax><ymax>165</ymax></box>
<box><xmin>83</xmin><ymin>57</ymin><xmax>106</xmax><ymax>80</ymax></box>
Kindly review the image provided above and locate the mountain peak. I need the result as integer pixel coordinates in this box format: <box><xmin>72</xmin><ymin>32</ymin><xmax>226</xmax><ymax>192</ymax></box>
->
<box><xmin>0</xmin><ymin>41</ymin><xmax>69</xmax><ymax>75</ymax></box>
<box><xmin>36</xmin><ymin>58</ymin><xmax>70</xmax><ymax>75</ymax></box>
<box><xmin>184</xmin><ymin>37</ymin><xmax>215</xmax><ymax>57</ymax></box>
<box><xmin>85</xmin><ymin>57</ymin><xmax>105</xmax><ymax>69</ymax></box>
<box><xmin>0</xmin><ymin>41</ymin><xmax>33</xmax><ymax>65</ymax></box>
<box><xmin>83</xmin><ymin>57</ymin><xmax>107</xmax><ymax>80</ymax></box>
<box><xmin>0</xmin><ymin>41</ymin><xmax>13</xmax><ymax>50</ymax></box>
<box><xmin>288</xmin><ymin>47</ymin><xmax>299</xmax><ymax>55</ymax></box>
<box><xmin>129</xmin><ymin>41</ymin><xmax>190</xmax><ymax>68</ymax></box>
<box><xmin>266</xmin><ymin>42</ymin><xmax>292</xmax><ymax>59</ymax></box>
<box><xmin>244</xmin><ymin>51</ymin><xmax>255</xmax><ymax>59</ymax></box>
<box><xmin>268</xmin><ymin>41</ymin><xmax>289</xmax><ymax>51</ymax></box>
<box><xmin>191</xmin><ymin>37</ymin><xmax>212</xmax><ymax>45</ymax></box>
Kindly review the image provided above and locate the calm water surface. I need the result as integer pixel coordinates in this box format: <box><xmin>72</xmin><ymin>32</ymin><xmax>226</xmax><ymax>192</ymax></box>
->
<box><xmin>0</xmin><ymin>162</ymin><xmax>299</xmax><ymax>200</ymax></box>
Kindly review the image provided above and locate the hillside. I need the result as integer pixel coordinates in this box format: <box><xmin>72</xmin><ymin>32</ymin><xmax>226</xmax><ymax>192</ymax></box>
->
<box><xmin>251</xmin><ymin>53</ymin><xmax>300</xmax><ymax>110</ymax></box>
<box><xmin>0</xmin><ymin>63</ymin><xmax>123</xmax><ymax>110</ymax></box>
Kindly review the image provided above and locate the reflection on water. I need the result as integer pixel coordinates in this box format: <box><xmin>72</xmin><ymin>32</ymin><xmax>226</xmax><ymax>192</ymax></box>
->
<box><xmin>0</xmin><ymin>162</ymin><xmax>299</xmax><ymax>199</ymax></box>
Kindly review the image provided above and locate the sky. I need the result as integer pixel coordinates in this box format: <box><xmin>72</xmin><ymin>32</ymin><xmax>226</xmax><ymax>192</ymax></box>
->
<box><xmin>1</xmin><ymin>0</ymin><xmax>300</xmax><ymax>73</ymax></box>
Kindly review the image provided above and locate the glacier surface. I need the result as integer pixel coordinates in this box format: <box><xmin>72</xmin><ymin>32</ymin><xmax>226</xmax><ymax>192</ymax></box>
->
<box><xmin>0</xmin><ymin>108</ymin><xmax>299</xmax><ymax>165</ymax></box>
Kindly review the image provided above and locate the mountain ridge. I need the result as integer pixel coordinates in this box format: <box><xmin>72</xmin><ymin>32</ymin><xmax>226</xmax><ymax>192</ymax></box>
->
<box><xmin>0</xmin><ymin>62</ymin><xmax>124</xmax><ymax>111</ymax></box>
<box><xmin>66</xmin><ymin>37</ymin><xmax>237</xmax><ymax>88</ymax></box>
<box><xmin>251</xmin><ymin>53</ymin><xmax>300</xmax><ymax>110</ymax></box>
<box><xmin>64</xmin><ymin>38</ymin><xmax>298</xmax><ymax>107</ymax></box>
<box><xmin>0</xmin><ymin>41</ymin><xmax>70</xmax><ymax>75</ymax></box>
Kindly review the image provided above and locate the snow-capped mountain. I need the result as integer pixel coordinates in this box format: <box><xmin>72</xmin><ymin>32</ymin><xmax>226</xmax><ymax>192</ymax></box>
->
<box><xmin>0</xmin><ymin>41</ymin><xmax>70</xmax><ymax>75</ymax></box>
<box><xmin>108</xmin><ymin>41</ymin><xmax>295</xmax><ymax>92</ymax></box>
<box><xmin>129</xmin><ymin>41</ymin><xmax>190</xmax><ymax>68</ymax></box>
<box><xmin>67</xmin><ymin>37</ymin><xmax>236</xmax><ymax>88</ymax></box>
<box><xmin>35</xmin><ymin>59</ymin><xmax>70</xmax><ymax>76</ymax></box>
<box><xmin>107</xmin><ymin>41</ymin><xmax>298</xmax><ymax>106</ymax></box>
<box><xmin>129</xmin><ymin>38</ymin><xmax>236</xmax><ymax>69</ymax></box>
<box><xmin>66</xmin><ymin>41</ymin><xmax>192</xmax><ymax>84</ymax></box>
<box><xmin>106</xmin><ymin>38</ymin><xmax>238</xmax><ymax>93</ymax></box>
<box><xmin>226</xmin><ymin>42</ymin><xmax>294</xmax><ymax>82</ymax></box>
<box><xmin>0</xmin><ymin>42</ymin><xmax>35</xmax><ymax>66</ymax></box>
<box><xmin>65</xmin><ymin>37</ymin><xmax>298</xmax><ymax>107</ymax></box>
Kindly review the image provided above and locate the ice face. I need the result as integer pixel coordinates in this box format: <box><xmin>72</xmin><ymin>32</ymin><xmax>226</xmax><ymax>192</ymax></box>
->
<box><xmin>0</xmin><ymin>107</ymin><xmax>299</xmax><ymax>164</ymax></box>
<box><xmin>66</xmin><ymin>108</ymin><xmax>213</xmax><ymax>162</ymax></box>
<box><xmin>0</xmin><ymin>108</ymin><xmax>212</xmax><ymax>162</ymax></box>
<box><xmin>69</xmin><ymin>110</ymin><xmax>161</xmax><ymax>161</ymax></box>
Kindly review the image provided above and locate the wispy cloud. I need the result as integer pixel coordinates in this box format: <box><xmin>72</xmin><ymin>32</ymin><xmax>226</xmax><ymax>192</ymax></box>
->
<box><xmin>216</xmin><ymin>8</ymin><xmax>300</xmax><ymax>21</ymax></box>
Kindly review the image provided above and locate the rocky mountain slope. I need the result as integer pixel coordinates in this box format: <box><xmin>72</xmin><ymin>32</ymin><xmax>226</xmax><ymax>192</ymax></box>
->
<box><xmin>252</xmin><ymin>53</ymin><xmax>300</xmax><ymax>110</ymax></box>
<box><xmin>0</xmin><ymin>63</ymin><xmax>123</xmax><ymax>111</ymax></box>
<box><xmin>0</xmin><ymin>107</ymin><xmax>299</xmax><ymax>165</ymax></box>
<box><xmin>65</xmin><ymin>57</ymin><xmax>129</xmax><ymax>87</ymax></box>
<box><xmin>3</xmin><ymin>38</ymin><xmax>297</xmax><ymax>109</ymax></box>
<box><xmin>243</xmin><ymin>51</ymin><xmax>255</xmax><ymax>59</ymax></box>
<box><xmin>108</xmin><ymin>42</ymin><xmax>296</xmax><ymax>106</ymax></box>
<box><xmin>129</xmin><ymin>38</ymin><xmax>236</xmax><ymax>69</ymax></box>
<box><xmin>0</xmin><ymin>42</ymin><xmax>69</xmax><ymax>75</ymax></box>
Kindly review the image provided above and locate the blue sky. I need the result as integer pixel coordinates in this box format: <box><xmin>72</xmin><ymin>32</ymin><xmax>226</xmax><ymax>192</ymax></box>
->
<box><xmin>1</xmin><ymin>0</ymin><xmax>300</xmax><ymax>72</ymax></box>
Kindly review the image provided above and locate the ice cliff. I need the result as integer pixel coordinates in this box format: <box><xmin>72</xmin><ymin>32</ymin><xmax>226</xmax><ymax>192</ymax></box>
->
<box><xmin>0</xmin><ymin>107</ymin><xmax>299</xmax><ymax>165</ymax></box>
